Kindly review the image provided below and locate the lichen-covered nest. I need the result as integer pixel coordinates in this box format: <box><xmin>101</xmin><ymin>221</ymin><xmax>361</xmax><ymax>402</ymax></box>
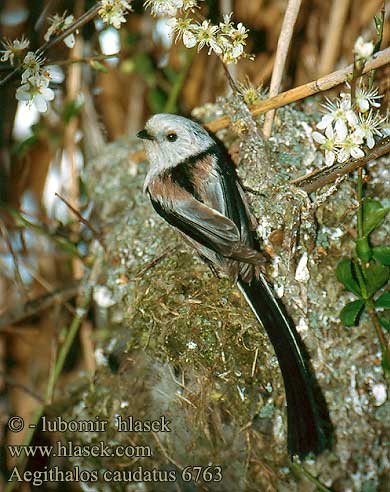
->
<box><xmin>58</xmin><ymin>97</ymin><xmax>389</xmax><ymax>492</ymax></box>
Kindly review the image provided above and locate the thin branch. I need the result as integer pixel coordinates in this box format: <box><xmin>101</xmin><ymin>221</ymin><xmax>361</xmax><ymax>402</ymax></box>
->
<box><xmin>0</xmin><ymin>2</ymin><xmax>102</xmax><ymax>87</ymax></box>
<box><xmin>290</xmin><ymin>136</ymin><xmax>390</xmax><ymax>192</ymax></box>
<box><xmin>52</xmin><ymin>53</ymin><xmax>120</xmax><ymax>66</ymax></box>
<box><xmin>55</xmin><ymin>192</ymin><xmax>104</xmax><ymax>247</ymax></box>
<box><xmin>263</xmin><ymin>0</ymin><xmax>303</xmax><ymax>139</ymax></box>
<box><xmin>0</xmin><ymin>284</ymin><xmax>79</xmax><ymax>330</ymax></box>
<box><xmin>205</xmin><ymin>47</ymin><xmax>390</xmax><ymax>133</ymax></box>
<box><xmin>136</xmin><ymin>248</ymin><xmax>174</xmax><ymax>279</ymax></box>
<box><xmin>37</xmin><ymin>3</ymin><xmax>102</xmax><ymax>55</ymax></box>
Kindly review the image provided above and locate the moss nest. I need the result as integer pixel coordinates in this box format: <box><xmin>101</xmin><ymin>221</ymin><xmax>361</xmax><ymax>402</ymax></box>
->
<box><xmin>59</xmin><ymin>98</ymin><xmax>389</xmax><ymax>492</ymax></box>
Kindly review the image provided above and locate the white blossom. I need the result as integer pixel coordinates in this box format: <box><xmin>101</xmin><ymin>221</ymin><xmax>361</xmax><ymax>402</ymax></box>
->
<box><xmin>44</xmin><ymin>12</ymin><xmax>75</xmax><ymax>48</ymax></box>
<box><xmin>182</xmin><ymin>0</ymin><xmax>199</xmax><ymax>10</ymax></box>
<box><xmin>353</xmin><ymin>36</ymin><xmax>374</xmax><ymax>60</ymax></box>
<box><xmin>355</xmin><ymin>85</ymin><xmax>382</xmax><ymax>113</ymax></box>
<box><xmin>195</xmin><ymin>20</ymin><xmax>221</xmax><ymax>54</ymax></box>
<box><xmin>145</xmin><ymin>0</ymin><xmax>183</xmax><ymax>17</ymax></box>
<box><xmin>168</xmin><ymin>17</ymin><xmax>197</xmax><ymax>47</ymax></box>
<box><xmin>99</xmin><ymin>0</ymin><xmax>133</xmax><ymax>28</ymax></box>
<box><xmin>16</xmin><ymin>72</ymin><xmax>55</xmax><ymax>112</ymax></box>
<box><xmin>314</xmin><ymin>82</ymin><xmax>386</xmax><ymax>165</ymax></box>
<box><xmin>20</xmin><ymin>51</ymin><xmax>45</xmax><ymax>83</ymax></box>
<box><xmin>352</xmin><ymin>111</ymin><xmax>384</xmax><ymax>149</ymax></box>
<box><xmin>157</xmin><ymin>7</ymin><xmax>249</xmax><ymax>63</ymax></box>
<box><xmin>0</xmin><ymin>36</ymin><xmax>29</xmax><ymax>65</ymax></box>
<box><xmin>337</xmin><ymin>134</ymin><xmax>365</xmax><ymax>163</ymax></box>
<box><xmin>312</xmin><ymin>125</ymin><xmax>339</xmax><ymax>166</ymax></box>
<box><xmin>317</xmin><ymin>97</ymin><xmax>358</xmax><ymax>140</ymax></box>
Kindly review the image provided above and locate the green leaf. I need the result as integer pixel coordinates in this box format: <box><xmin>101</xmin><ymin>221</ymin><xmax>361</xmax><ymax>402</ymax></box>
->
<box><xmin>336</xmin><ymin>259</ymin><xmax>361</xmax><ymax>296</ymax></box>
<box><xmin>365</xmin><ymin>262</ymin><xmax>389</xmax><ymax>297</ymax></box>
<box><xmin>340</xmin><ymin>300</ymin><xmax>365</xmax><ymax>326</ymax></box>
<box><xmin>379</xmin><ymin>317</ymin><xmax>390</xmax><ymax>332</ymax></box>
<box><xmin>362</xmin><ymin>198</ymin><xmax>389</xmax><ymax>236</ymax></box>
<box><xmin>373</xmin><ymin>246</ymin><xmax>390</xmax><ymax>265</ymax></box>
<box><xmin>375</xmin><ymin>292</ymin><xmax>390</xmax><ymax>308</ymax></box>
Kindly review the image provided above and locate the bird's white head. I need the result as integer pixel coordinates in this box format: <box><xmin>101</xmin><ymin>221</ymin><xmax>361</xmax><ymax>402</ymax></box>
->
<box><xmin>138</xmin><ymin>114</ymin><xmax>214</xmax><ymax>189</ymax></box>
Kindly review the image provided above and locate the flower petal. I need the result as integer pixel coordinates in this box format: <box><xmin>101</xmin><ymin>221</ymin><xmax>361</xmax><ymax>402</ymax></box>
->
<box><xmin>335</xmin><ymin>119</ymin><xmax>348</xmax><ymax>140</ymax></box>
<box><xmin>317</xmin><ymin>114</ymin><xmax>333</xmax><ymax>130</ymax></box>
<box><xmin>41</xmin><ymin>87</ymin><xmax>55</xmax><ymax>101</ymax></box>
<box><xmin>346</xmin><ymin>110</ymin><xmax>358</xmax><ymax>127</ymax></box>
<box><xmin>64</xmin><ymin>34</ymin><xmax>75</xmax><ymax>48</ymax></box>
<box><xmin>183</xmin><ymin>30</ymin><xmax>197</xmax><ymax>48</ymax></box>
<box><xmin>337</xmin><ymin>148</ymin><xmax>349</xmax><ymax>163</ymax></box>
<box><xmin>366</xmin><ymin>133</ymin><xmax>375</xmax><ymax>149</ymax></box>
<box><xmin>350</xmin><ymin>146</ymin><xmax>364</xmax><ymax>159</ymax></box>
<box><xmin>33</xmin><ymin>94</ymin><xmax>48</xmax><ymax>112</ymax></box>
<box><xmin>357</xmin><ymin>99</ymin><xmax>369</xmax><ymax>113</ymax></box>
<box><xmin>312</xmin><ymin>131</ymin><xmax>326</xmax><ymax>144</ymax></box>
<box><xmin>325</xmin><ymin>150</ymin><xmax>336</xmax><ymax>166</ymax></box>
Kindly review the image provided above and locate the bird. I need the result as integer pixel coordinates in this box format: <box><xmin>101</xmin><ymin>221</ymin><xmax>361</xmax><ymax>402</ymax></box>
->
<box><xmin>137</xmin><ymin>113</ymin><xmax>330</xmax><ymax>458</ymax></box>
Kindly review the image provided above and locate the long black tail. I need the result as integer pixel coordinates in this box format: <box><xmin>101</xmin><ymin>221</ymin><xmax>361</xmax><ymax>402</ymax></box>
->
<box><xmin>237</xmin><ymin>275</ymin><xmax>330</xmax><ymax>457</ymax></box>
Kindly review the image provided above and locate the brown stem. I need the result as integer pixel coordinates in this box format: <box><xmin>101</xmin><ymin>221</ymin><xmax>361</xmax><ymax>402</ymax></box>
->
<box><xmin>290</xmin><ymin>136</ymin><xmax>390</xmax><ymax>192</ymax></box>
<box><xmin>205</xmin><ymin>47</ymin><xmax>390</xmax><ymax>133</ymax></box>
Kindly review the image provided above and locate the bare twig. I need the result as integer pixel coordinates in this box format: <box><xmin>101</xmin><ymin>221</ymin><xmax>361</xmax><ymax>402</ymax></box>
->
<box><xmin>0</xmin><ymin>284</ymin><xmax>79</xmax><ymax>330</ymax></box>
<box><xmin>55</xmin><ymin>192</ymin><xmax>104</xmax><ymax>246</ymax></box>
<box><xmin>136</xmin><ymin>248</ymin><xmax>174</xmax><ymax>279</ymax></box>
<box><xmin>263</xmin><ymin>0</ymin><xmax>303</xmax><ymax>139</ymax></box>
<box><xmin>0</xmin><ymin>2</ymin><xmax>102</xmax><ymax>87</ymax></box>
<box><xmin>290</xmin><ymin>135</ymin><xmax>390</xmax><ymax>192</ymax></box>
<box><xmin>52</xmin><ymin>53</ymin><xmax>120</xmax><ymax>66</ymax></box>
<box><xmin>205</xmin><ymin>47</ymin><xmax>390</xmax><ymax>133</ymax></box>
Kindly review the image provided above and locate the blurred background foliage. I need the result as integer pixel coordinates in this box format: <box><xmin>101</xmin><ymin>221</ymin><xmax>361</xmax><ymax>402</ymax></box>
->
<box><xmin>0</xmin><ymin>0</ymin><xmax>389</xmax><ymax>491</ymax></box>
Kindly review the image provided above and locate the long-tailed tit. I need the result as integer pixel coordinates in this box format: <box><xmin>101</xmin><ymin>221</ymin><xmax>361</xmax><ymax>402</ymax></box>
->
<box><xmin>138</xmin><ymin>114</ymin><xmax>330</xmax><ymax>457</ymax></box>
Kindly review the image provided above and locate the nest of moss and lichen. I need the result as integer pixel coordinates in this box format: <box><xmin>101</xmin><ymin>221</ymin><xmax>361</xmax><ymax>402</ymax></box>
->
<box><xmin>58</xmin><ymin>99</ymin><xmax>389</xmax><ymax>492</ymax></box>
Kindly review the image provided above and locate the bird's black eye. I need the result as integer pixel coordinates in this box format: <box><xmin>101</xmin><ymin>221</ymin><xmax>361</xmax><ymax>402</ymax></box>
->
<box><xmin>166</xmin><ymin>132</ymin><xmax>177</xmax><ymax>142</ymax></box>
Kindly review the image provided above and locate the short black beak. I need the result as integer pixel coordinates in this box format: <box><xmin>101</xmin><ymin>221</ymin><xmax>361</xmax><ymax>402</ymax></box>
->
<box><xmin>137</xmin><ymin>129</ymin><xmax>154</xmax><ymax>141</ymax></box>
